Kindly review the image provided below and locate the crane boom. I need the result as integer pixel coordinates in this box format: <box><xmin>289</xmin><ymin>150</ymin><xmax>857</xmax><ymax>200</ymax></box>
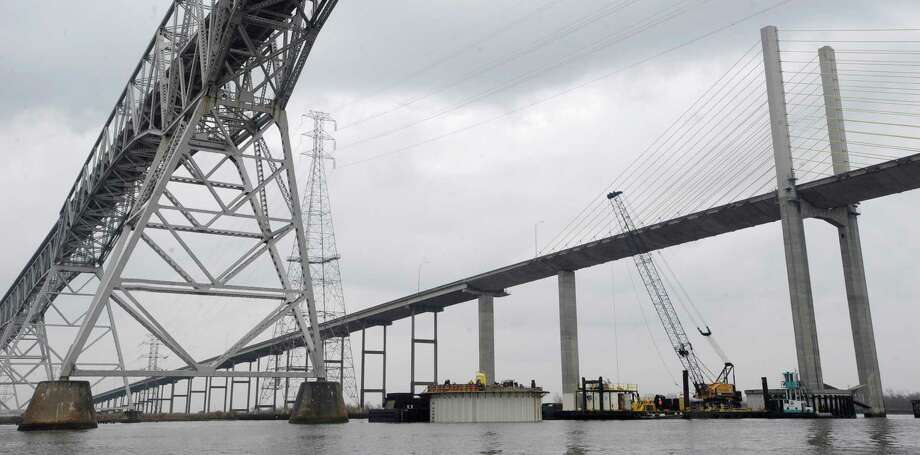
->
<box><xmin>607</xmin><ymin>191</ymin><xmax>711</xmax><ymax>395</ymax></box>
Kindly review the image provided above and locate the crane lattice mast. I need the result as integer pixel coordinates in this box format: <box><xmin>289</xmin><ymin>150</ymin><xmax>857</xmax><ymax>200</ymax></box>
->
<box><xmin>607</xmin><ymin>191</ymin><xmax>711</xmax><ymax>395</ymax></box>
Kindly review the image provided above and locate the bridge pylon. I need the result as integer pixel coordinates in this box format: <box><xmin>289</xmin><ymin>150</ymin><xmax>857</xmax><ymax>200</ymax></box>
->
<box><xmin>817</xmin><ymin>46</ymin><xmax>885</xmax><ymax>417</ymax></box>
<box><xmin>762</xmin><ymin>24</ymin><xmax>825</xmax><ymax>395</ymax></box>
<box><xmin>762</xmin><ymin>26</ymin><xmax>885</xmax><ymax>416</ymax></box>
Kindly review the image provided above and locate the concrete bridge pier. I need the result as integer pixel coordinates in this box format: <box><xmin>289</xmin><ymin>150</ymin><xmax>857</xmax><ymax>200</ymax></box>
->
<box><xmin>835</xmin><ymin>211</ymin><xmax>885</xmax><ymax>416</ymax></box>
<box><xmin>557</xmin><ymin>270</ymin><xmax>579</xmax><ymax>410</ymax></box>
<box><xmin>470</xmin><ymin>288</ymin><xmax>507</xmax><ymax>384</ymax></box>
<box><xmin>478</xmin><ymin>294</ymin><xmax>495</xmax><ymax>383</ymax></box>
<box><xmin>409</xmin><ymin>307</ymin><xmax>440</xmax><ymax>393</ymax></box>
<box><xmin>288</xmin><ymin>380</ymin><xmax>348</xmax><ymax>424</ymax></box>
<box><xmin>819</xmin><ymin>46</ymin><xmax>885</xmax><ymax>416</ymax></box>
<box><xmin>762</xmin><ymin>25</ymin><xmax>824</xmax><ymax>392</ymax></box>
<box><xmin>18</xmin><ymin>380</ymin><xmax>97</xmax><ymax>431</ymax></box>
<box><xmin>360</xmin><ymin>323</ymin><xmax>389</xmax><ymax>407</ymax></box>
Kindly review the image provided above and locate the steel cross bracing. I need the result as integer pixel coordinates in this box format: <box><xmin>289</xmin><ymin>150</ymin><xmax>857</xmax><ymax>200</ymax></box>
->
<box><xmin>1</xmin><ymin>268</ymin><xmax>132</xmax><ymax>411</ymax></box>
<box><xmin>259</xmin><ymin>111</ymin><xmax>358</xmax><ymax>406</ymax></box>
<box><xmin>608</xmin><ymin>192</ymin><xmax>711</xmax><ymax>394</ymax></box>
<box><xmin>0</xmin><ymin>0</ymin><xmax>339</xmax><ymax>391</ymax></box>
<box><xmin>0</xmin><ymin>323</ymin><xmax>52</xmax><ymax>412</ymax></box>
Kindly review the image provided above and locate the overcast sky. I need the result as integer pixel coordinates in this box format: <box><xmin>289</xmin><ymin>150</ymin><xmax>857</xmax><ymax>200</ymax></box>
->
<box><xmin>2</xmin><ymin>0</ymin><xmax>919</xmax><ymax>403</ymax></box>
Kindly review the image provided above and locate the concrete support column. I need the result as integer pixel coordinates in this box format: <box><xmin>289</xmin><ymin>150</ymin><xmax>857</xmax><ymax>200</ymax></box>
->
<box><xmin>410</xmin><ymin>310</ymin><xmax>438</xmax><ymax>393</ymax></box>
<box><xmin>762</xmin><ymin>25</ymin><xmax>824</xmax><ymax>391</ymax></box>
<box><xmin>557</xmin><ymin>270</ymin><xmax>579</xmax><ymax>410</ymax></box>
<box><xmin>819</xmin><ymin>46</ymin><xmax>885</xmax><ymax>416</ymax></box>
<box><xmin>838</xmin><ymin>220</ymin><xmax>884</xmax><ymax>415</ymax></box>
<box><xmin>478</xmin><ymin>295</ymin><xmax>495</xmax><ymax>383</ymax></box>
<box><xmin>359</xmin><ymin>324</ymin><xmax>388</xmax><ymax>407</ymax></box>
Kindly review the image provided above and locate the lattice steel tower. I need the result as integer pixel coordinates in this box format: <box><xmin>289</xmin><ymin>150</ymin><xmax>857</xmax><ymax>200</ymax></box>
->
<box><xmin>140</xmin><ymin>335</ymin><xmax>168</xmax><ymax>371</ymax></box>
<box><xmin>260</xmin><ymin>111</ymin><xmax>357</xmax><ymax>405</ymax></box>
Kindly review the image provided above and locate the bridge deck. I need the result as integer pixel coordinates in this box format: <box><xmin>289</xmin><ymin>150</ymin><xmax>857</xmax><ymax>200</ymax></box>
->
<box><xmin>92</xmin><ymin>152</ymin><xmax>920</xmax><ymax>403</ymax></box>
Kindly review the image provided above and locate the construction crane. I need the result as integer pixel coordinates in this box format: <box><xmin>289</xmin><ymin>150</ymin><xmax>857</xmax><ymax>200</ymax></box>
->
<box><xmin>606</xmin><ymin>191</ymin><xmax>739</xmax><ymax>407</ymax></box>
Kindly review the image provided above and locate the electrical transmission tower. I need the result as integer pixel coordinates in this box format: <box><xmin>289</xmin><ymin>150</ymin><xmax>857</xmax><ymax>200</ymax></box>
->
<box><xmin>139</xmin><ymin>335</ymin><xmax>168</xmax><ymax>371</ymax></box>
<box><xmin>259</xmin><ymin>111</ymin><xmax>357</xmax><ymax>406</ymax></box>
<box><xmin>0</xmin><ymin>384</ymin><xmax>15</xmax><ymax>414</ymax></box>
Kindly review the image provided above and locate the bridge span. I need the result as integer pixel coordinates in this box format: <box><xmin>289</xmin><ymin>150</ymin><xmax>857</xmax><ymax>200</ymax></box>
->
<box><xmin>92</xmin><ymin>150</ymin><xmax>920</xmax><ymax>406</ymax></box>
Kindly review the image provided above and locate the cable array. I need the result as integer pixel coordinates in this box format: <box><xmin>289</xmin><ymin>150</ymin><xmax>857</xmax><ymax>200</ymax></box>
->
<box><xmin>542</xmin><ymin>28</ymin><xmax>920</xmax><ymax>254</ymax></box>
<box><xmin>331</xmin><ymin>0</ymin><xmax>792</xmax><ymax>168</ymax></box>
<box><xmin>778</xmin><ymin>28</ymin><xmax>920</xmax><ymax>181</ymax></box>
<box><xmin>542</xmin><ymin>41</ymin><xmax>778</xmax><ymax>253</ymax></box>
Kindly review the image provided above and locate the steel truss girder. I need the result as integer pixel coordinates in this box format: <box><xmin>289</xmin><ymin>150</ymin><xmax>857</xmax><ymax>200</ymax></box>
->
<box><xmin>1</xmin><ymin>0</ymin><xmax>339</xmax><ymax>355</ymax></box>
<box><xmin>56</xmin><ymin>96</ymin><xmax>326</xmax><ymax>384</ymax></box>
<box><xmin>73</xmin><ymin>369</ymin><xmax>316</xmax><ymax>379</ymax></box>
<box><xmin>0</xmin><ymin>269</ymin><xmax>132</xmax><ymax>411</ymax></box>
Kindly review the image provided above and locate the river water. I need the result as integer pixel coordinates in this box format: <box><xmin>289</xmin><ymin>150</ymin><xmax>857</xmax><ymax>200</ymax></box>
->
<box><xmin>1</xmin><ymin>416</ymin><xmax>918</xmax><ymax>454</ymax></box>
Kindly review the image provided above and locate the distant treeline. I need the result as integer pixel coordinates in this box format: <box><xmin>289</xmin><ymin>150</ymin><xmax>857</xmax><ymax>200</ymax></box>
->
<box><xmin>884</xmin><ymin>392</ymin><xmax>920</xmax><ymax>413</ymax></box>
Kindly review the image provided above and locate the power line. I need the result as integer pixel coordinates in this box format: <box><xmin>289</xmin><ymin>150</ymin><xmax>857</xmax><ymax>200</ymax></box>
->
<box><xmin>339</xmin><ymin>0</ymin><xmax>794</xmax><ymax>170</ymax></box>
<box><xmin>330</xmin><ymin>0</ymin><xmax>561</xmax><ymax>114</ymax></box>
<box><xmin>338</xmin><ymin>0</ymin><xmax>697</xmax><ymax>153</ymax></box>
<box><xmin>541</xmin><ymin>40</ymin><xmax>774</xmax><ymax>252</ymax></box>
<box><xmin>338</xmin><ymin>0</ymin><xmax>645</xmax><ymax>131</ymax></box>
<box><xmin>551</xmin><ymin>30</ymin><xmax>848</xmax><ymax>250</ymax></box>
<box><xmin>625</xmin><ymin>261</ymin><xmax>679</xmax><ymax>387</ymax></box>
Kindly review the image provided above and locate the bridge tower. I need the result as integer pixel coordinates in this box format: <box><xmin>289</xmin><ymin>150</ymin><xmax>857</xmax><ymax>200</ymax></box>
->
<box><xmin>761</xmin><ymin>26</ymin><xmax>885</xmax><ymax>416</ymax></box>
<box><xmin>818</xmin><ymin>46</ymin><xmax>885</xmax><ymax>416</ymax></box>
<box><xmin>259</xmin><ymin>111</ymin><xmax>358</xmax><ymax>406</ymax></box>
<box><xmin>762</xmin><ymin>24</ymin><xmax>825</xmax><ymax>395</ymax></box>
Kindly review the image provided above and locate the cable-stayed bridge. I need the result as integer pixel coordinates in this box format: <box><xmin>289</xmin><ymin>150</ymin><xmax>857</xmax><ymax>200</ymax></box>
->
<box><xmin>1</xmin><ymin>0</ymin><xmax>918</xmax><ymax>425</ymax></box>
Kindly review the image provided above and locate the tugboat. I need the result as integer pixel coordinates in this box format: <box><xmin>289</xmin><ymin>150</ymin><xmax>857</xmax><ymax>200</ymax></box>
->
<box><xmin>367</xmin><ymin>393</ymin><xmax>430</xmax><ymax>423</ymax></box>
<box><xmin>780</xmin><ymin>371</ymin><xmax>815</xmax><ymax>415</ymax></box>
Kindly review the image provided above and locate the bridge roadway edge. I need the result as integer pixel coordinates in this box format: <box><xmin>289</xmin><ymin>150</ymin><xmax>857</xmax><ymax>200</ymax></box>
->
<box><xmin>90</xmin><ymin>152</ymin><xmax>920</xmax><ymax>403</ymax></box>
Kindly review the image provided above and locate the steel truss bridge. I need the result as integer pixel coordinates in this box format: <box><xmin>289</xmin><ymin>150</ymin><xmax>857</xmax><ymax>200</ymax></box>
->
<box><xmin>0</xmin><ymin>1</ymin><xmax>917</xmax><ymax>419</ymax></box>
<box><xmin>1</xmin><ymin>0</ymin><xmax>339</xmax><ymax>411</ymax></box>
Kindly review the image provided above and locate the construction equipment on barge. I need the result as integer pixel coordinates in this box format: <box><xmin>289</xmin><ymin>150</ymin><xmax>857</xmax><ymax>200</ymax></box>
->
<box><xmin>368</xmin><ymin>375</ymin><xmax>546</xmax><ymax>423</ymax></box>
<box><xmin>571</xmin><ymin>376</ymin><xmax>683</xmax><ymax>418</ymax></box>
<box><xmin>424</xmin><ymin>379</ymin><xmax>547</xmax><ymax>423</ymax></box>
<box><xmin>744</xmin><ymin>372</ymin><xmax>856</xmax><ymax>418</ymax></box>
<box><xmin>367</xmin><ymin>393</ymin><xmax>431</xmax><ymax>423</ymax></box>
<box><xmin>607</xmin><ymin>191</ymin><xmax>741</xmax><ymax>409</ymax></box>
